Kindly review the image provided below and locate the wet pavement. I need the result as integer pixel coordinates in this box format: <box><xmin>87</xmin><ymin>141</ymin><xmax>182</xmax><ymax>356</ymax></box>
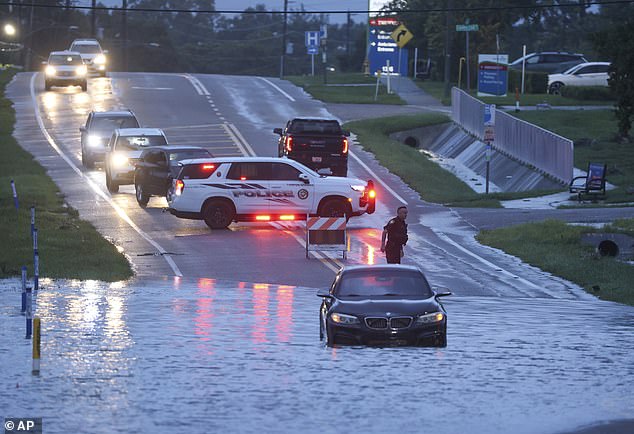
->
<box><xmin>2</xmin><ymin>277</ymin><xmax>633</xmax><ymax>434</ymax></box>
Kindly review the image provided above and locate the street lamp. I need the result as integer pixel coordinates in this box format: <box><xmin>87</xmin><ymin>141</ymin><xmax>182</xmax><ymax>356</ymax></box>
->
<box><xmin>4</xmin><ymin>23</ymin><xmax>16</xmax><ymax>37</ymax></box>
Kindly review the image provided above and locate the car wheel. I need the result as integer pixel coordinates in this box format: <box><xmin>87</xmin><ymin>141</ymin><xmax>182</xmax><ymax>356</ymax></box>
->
<box><xmin>106</xmin><ymin>171</ymin><xmax>119</xmax><ymax>193</ymax></box>
<box><xmin>319</xmin><ymin>311</ymin><xmax>325</xmax><ymax>340</ymax></box>
<box><xmin>319</xmin><ymin>198</ymin><xmax>349</xmax><ymax>220</ymax></box>
<box><xmin>135</xmin><ymin>182</ymin><xmax>150</xmax><ymax>208</ymax></box>
<box><xmin>435</xmin><ymin>326</ymin><xmax>447</xmax><ymax>347</ymax></box>
<box><xmin>203</xmin><ymin>200</ymin><xmax>234</xmax><ymax>229</ymax></box>
<box><xmin>81</xmin><ymin>149</ymin><xmax>94</xmax><ymax>169</ymax></box>
<box><xmin>81</xmin><ymin>81</ymin><xmax>87</xmax><ymax>92</ymax></box>
<box><xmin>45</xmin><ymin>81</ymin><xmax>51</xmax><ymax>91</ymax></box>
<box><xmin>100</xmin><ymin>71</ymin><xmax>107</xmax><ymax>78</ymax></box>
<box><xmin>549</xmin><ymin>82</ymin><xmax>564</xmax><ymax>95</ymax></box>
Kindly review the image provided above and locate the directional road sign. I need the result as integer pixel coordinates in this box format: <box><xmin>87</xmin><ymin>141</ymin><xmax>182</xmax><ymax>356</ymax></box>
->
<box><xmin>391</xmin><ymin>24</ymin><xmax>413</xmax><ymax>48</ymax></box>
<box><xmin>456</xmin><ymin>24</ymin><xmax>479</xmax><ymax>32</ymax></box>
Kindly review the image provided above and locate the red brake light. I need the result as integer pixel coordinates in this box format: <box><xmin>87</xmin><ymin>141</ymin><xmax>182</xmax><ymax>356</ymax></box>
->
<box><xmin>175</xmin><ymin>179</ymin><xmax>185</xmax><ymax>195</ymax></box>
<box><xmin>256</xmin><ymin>215</ymin><xmax>271</xmax><ymax>221</ymax></box>
<box><xmin>202</xmin><ymin>164</ymin><xmax>215</xmax><ymax>170</ymax></box>
<box><xmin>280</xmin><ymin>215</ymin><xmax>295</xmax><ymax>221</ymax></box>
<box><xmin>369</xmin><ymin>189</ymin><xmax>376</xmax><ymax>199</ymax></box>
<box><xmin>285</xmin><ymin>135</ymin><xmax>293</xmax><ymax>153</ymax></box>
<box><xmin>342</xmin><ymin>137</ymin><xmax>348</xmax><ymax>154</ymax></box>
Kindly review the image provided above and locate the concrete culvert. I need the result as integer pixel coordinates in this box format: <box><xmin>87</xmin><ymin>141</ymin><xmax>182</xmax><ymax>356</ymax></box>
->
<box><xmin>404</xmin><ymin>136</ymin><xmax>419</xmax><ymax>148</ymax></box>
<box><xmin>597</xmin><ymin>240</ymin><xmax>619</xmax><ymax>257</ymax></box>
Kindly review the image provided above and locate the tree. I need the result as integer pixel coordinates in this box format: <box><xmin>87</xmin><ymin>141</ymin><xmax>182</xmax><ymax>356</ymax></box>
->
<box><xmin>593</xmin><ymin>17</ymin><xmax>634</xmax><ymax>139</ymax></box>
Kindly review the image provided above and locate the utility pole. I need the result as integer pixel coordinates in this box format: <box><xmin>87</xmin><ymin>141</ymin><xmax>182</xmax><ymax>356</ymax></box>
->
<box><xmin>280</xmin><ymin>0</ymin><xmax>288</xmax><ymax>78</ymax></box>
<box><xmin>91</xmin><ymin>0</ymin><xmax>97</xmax><ymax>38</ymax></box>
<box><xmin>346</xmin><ymin>10</ymin><xmax>351</xmax><ymax>61</ymax></box>
<box><xmin>25</xmin><ymin>0</ymin><xmax>34</xmax><ymax>70</ymax></box>
<box><xmin>443</xmin><ymin>0</ymin><xmax>453</xmax><ymax>98</ymax></box>
<box><xmin>122</xmin><ymin>0</ymin><xmax>128</xmax><ymax>71</ymax></box>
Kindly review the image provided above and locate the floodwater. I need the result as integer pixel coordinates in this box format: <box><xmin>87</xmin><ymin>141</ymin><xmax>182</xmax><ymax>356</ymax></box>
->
<box><xmin>1</xmin><ymin>278</ymin><xmax>633</xmax><ymax>434</ymax></box>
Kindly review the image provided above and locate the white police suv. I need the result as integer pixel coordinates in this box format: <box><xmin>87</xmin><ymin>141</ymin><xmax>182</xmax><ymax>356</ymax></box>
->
<box><xmin>167</xmin><ymin>157</ymin><xmax>376</xmax><ymax>229</ymax></box>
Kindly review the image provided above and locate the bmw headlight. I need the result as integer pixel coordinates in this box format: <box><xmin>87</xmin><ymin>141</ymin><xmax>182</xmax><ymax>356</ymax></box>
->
<box><xmin>350</xmin><ymin>185</ymin><xmax>366</xmax><ymax>192</ymax></box>
<box><xmin>87</xmin><ymin>135</ymin><xmax>102</xmax><ymax>148</ymax></box>
<box><xmin>416</xmin><ymin>312</ymin><xmax>445</xmax><ymax>324</ymax></box>
<box><xmin>76</xmin><ymin>65</ymin><xmax>88</xmax><ymax>76</ymax></box>
<box><xmin>45</xmin><ymin>65</ymin><xmax>56</xmax><ymax>76</ymax></box>
<box><xmin>111</xmin><ymin>153</ymin><xmax>129</xmax><ymax>168</ymax></box>
<box><xmin>94</xmin><ymin>54</ymin><xmax>106</xmax><ymax>65</ymax></box>
<box><xmin>330</xmin><ymin>313</ymin><xmax>359</xmax><ymax>325</ymax></box>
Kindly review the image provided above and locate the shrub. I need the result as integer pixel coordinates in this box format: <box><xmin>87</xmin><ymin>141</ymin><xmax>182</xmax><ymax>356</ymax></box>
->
<box><xmin>560</xmin><ymin>85</ymin><xmax>616</xmax><ymax>101</ymax></box>
<box><xmin>508</xmin><ymin>69</ymin><xmax>549</xmax><ymax>94</ymax></box>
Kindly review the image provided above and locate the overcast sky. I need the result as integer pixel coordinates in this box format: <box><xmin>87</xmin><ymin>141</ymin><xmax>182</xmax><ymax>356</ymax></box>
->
<box><xmin>92</xmin><ymin>1</ymin><xmax>372</xmax><ymax>24</ymax></box>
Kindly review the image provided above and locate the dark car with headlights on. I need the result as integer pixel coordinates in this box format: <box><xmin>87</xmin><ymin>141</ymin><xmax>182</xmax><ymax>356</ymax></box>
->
<box><xmin>318</xmin><ymin>265</ymin><xmax>451</xmax><ymax>347</ymax></box>
<box><xmin>80</xmin><ymin>110</ymin><xmax>139</xmax><ymax>169</ymax></box>
<box><xmin>134</xmin><ymin>146</ymin><xmax>212</xmax><ymax>207</ymax></box>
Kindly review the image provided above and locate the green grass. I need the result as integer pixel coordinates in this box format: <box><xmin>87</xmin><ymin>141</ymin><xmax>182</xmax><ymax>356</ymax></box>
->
<box><xmin>0</xmin><ymin>69</ymin><xmax>132</xmax><ymax>281</ymax></box>
<box><xmin>512</xmin><ymin>110</ymin><xmax>634</xmax><ymax>204</ymax></box>
<box><xmin>477</xmin><ymin>219</ymin><xmax>634</xmax><ymax>306</ymax></box>
<box><xmin>414</xmin><ymin>80</ymin><xmax>614</xmax><ymax>107</ymax></box>
<box><xmin>344</xmin><ymin>114</ymin><xmax>563</xmax><ymax>207</ymax></box>
<box><xmin>287</xmin><ymin>73</ymin><xmax>406</xmax><ymax>105</ymax></box>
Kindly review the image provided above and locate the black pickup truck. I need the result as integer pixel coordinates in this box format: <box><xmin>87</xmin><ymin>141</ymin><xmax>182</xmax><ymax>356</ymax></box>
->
<box><xmin>274</xmin><ymin>118</ymin><xmax>350</xmax><ymax>177</ymax></box>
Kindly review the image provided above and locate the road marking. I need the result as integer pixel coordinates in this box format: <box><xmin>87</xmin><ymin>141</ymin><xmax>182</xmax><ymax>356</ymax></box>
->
<box><xmin>257</xmin><ymin>77</ymin><xmax>296</xmax><ymax>102</ymax></box>
<box><xmin>131</xmin><ymin>86</ymin><xmax>174</xmax><ymax>90</ymax></box>
<box><xmin>182</xmin><ymin>74</ymin><xmax>210</xmax><ymax>96</ymax></box>
<box><xmin>162</xmin><ymin>124</ymin><xmax>225</xmax><ymax>130</ymax></box>
<box><xmin>223</xmin><ymin>122</ymin><xmax>257</xmax><ymax>157</ymax></box>
<box><xmin>29</xmin><ymin>73</ymin><xmax>183</xmax><ymax>277</ymax></box>
<box><xmin>348</xmin><ymin>149</ymin><xmax>408</xmax><ymax>205</ymax></box>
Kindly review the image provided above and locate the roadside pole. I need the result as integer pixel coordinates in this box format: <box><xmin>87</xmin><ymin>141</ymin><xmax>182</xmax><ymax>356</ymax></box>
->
<box><xmin>374</xmin><ymin>70</ymin><xmax>381</xmax><ymax>101</ymax></box>
<box><xmin>413</xmin><ymin>47</ymin><xmax>418</xmax><ymax>79</ymax></box>
<box><xmin>311</xmin><ymin>54</ymin><xmax>314</xmax><ymax>76</ymax></box>
<box><xmin>483</xmin><ymin>104</ymin><xmax>496</xmax><ymax>194</ymax></box>
<box><xmin>32</xmin><ymin>317</ymin><xmax>41</xmax><ymax>375</ymax></box>
<box><xmin>386</xmin><ymin>60</ymin><xmax>391</xmax><ymax>94</ymax></box>
<box><xmin>521</xmin><ymin>44</ymin><xmax>527</xmax><ymax>94</ymax></box>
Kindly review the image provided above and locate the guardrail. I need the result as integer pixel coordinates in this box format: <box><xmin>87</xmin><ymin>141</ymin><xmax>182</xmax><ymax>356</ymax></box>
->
<box><xmin>451</xmin><ymin>87</ymin><xmax>573</xmax><ymax>184</ymax></box>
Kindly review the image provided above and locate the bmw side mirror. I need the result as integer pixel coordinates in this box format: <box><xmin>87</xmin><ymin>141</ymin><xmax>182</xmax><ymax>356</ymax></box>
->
<box><xmin>273</xmin><ymin>128</ymin><xmax>283</xmax><ymax>135</ymax></box>
<box><xmin>433</xmin><ymin>287</ymin><xmax>452</xmax><ymax>297</ymax></box>
<box><xmin>316</xmin><ymin>289</ymin><xmax>333</xmax><ymax>298</ymax></box>
<box><xmin>298</xmin><ymin>173</ymin><xmax>310</xmax><ymax>184</ymax></box>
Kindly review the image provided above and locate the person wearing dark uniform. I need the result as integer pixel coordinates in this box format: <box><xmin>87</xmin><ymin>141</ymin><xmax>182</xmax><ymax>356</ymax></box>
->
<box><xmin>380</xmin><ymin>206</ymin><xmax>408</xmax><ymax>264</ymax></box>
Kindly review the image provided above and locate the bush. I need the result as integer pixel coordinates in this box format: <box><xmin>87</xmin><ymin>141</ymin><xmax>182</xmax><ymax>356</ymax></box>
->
<box><xmin>508</xmin><ymin>69</ymin><xmax>549</xmax><ymax>94</ymax></box>
<box><xmin>560</xmin><ymin>85</ymin><xmax>616</xmax><ymax>101</ymax></box>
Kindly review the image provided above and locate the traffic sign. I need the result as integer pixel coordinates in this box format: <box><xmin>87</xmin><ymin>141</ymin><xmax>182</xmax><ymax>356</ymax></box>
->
<box><xmin>305</xmin><ymin>31</ymin><xmax>320</xmax><ymax>48</ymax></box>
<box><xmin>456</xmin><ymin>24</ymin><xmax>479</xmax><ymax>32</ymax></box>
<box><xmin>307</xmin><ymin>46</ymin><xmax>318</xmax><ymax>55</ymax></box>
<box><xmin>391</xmin><ymin>24</ymin><xmax>413</xmax><ymax>48</ymax></box>
<box><xmin>484</xmin><ymin>104</ymin><xmax>496</xmax><ymax>126</ymax></box>
<box><xmin>368</xmin><ymin>25</ymin><xmax>408</xmax><ymax>76</ymax></box>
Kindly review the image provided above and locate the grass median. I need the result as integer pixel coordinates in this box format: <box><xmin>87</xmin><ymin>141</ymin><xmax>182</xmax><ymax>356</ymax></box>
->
<box><xmin>0</xmin><ymin>69</ymin><xmax>132</xmax><ymax>281</ymax></box>
<box><xmin>344</xmin><ymin>113</ymin><xmax>563</xmax><ymax>207</ymax></box>
<box><xmin>287</xmin><ymin>73</ymin><xmax>405</xmax><ymax>105</ymax></box>
<box><xmin>512</xmin><ymin>109</ymin><xmax>634</xmax><ymax>204</ymax></box>
<box><xmin>477</xmin><ymin>219</ymin><xmax>634</xmax><ymax>306</ymax></box>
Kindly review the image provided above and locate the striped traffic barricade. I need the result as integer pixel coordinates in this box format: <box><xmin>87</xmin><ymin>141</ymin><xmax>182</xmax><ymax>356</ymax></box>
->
<box><xmin>306</xmin><ymin>216</ymin><xmax>347</xmax><ymax>259</ymax></box>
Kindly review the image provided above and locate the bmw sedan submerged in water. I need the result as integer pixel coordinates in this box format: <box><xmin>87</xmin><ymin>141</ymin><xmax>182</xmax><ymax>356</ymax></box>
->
<box><xmin>318</xmin><ymin>265</ymin><xmax>451</xmax><ymax>347</ymax></box>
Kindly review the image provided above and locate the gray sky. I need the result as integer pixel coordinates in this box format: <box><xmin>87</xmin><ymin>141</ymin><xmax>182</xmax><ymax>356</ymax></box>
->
<box><xmin>93</xmin><ymin>1</ymin><xmax>371</xmax><ymax>24</ymax></box>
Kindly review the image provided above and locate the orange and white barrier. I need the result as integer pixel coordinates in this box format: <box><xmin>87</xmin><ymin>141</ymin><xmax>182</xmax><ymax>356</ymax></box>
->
<box><xmin>306</xmin><ymin>216</ymin><xmax>347</xmax><ymax>259</ymax></box>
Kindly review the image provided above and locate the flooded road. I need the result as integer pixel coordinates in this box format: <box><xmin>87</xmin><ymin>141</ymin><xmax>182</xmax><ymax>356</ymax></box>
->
<box><xmin>1</xmin><ymin>278</ymin><xmax>633</xmax><ymax>434</ymax></box>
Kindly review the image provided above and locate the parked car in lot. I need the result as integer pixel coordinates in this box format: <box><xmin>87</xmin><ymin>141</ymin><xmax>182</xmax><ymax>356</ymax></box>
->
<box><xmin>44</xmin><ymin>51</ymin><xmax>87</xmax><ymax>91</ymax></box>
<box><xmin>509</xmin><ymin>52</ymin><xmax>587</xmax><ymax>74</ymax></box>
<box><xmin>274</xmin><ymin>118</ymin><xmax>350</xmax><ymax>177</ymax></box>
<box><xmin>317</xmin><ymin>265</ymin><xmax>451</xmax><ymax>347</ymax></box>
<box><xmin>69</xmin><ymin>38</ymin><xmax>108</xmax><ymax>76</ymax></box>
<box><xmin>134</xmin><ymin>146</ymin><xmax>213</xmax><ymax>207</ymax></box>
<box><xmin>105</xmin><ymin>128</ymin><xmax>168</xmax><ymax>193</ymax></box>
<box><xmin>167</xmin><ymin>156</ymin><xmax>376</xmax><ymax>229</ymax></box>
<box><xmin>547</xmin><ymin>62</ymin><xmax>611</xmax><ymax>94</ymax></box>
<box><xmin>80</xmin><ymin>110</ymin><xmax>140</xmax><ymax>169</ymax></box>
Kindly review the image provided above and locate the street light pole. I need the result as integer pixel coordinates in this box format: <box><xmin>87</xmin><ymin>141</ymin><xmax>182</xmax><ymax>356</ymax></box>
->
<box><xmin>280</xmin><ymin>0</ymin><xmax>288</xmax><ymax>79</ymax></box>
<box><xmin>91</xmin><ymin>0</ymin><xmax>97</xmax><ymax>38</ymax></box>
<box><xmin>443</xmin><ymin>0</ymin><xmax>453</xmax><ymax>99</ymax></box>
<box><xmin>122</xmin><ymin>0</ymin><xmax>128</xmax><ymax>71</ymax></box>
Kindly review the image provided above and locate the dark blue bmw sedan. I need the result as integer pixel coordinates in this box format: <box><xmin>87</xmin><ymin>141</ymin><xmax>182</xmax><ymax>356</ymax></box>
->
<box><xmin>318</xmin><ymin>265</ymin><xmax>451</xmax><ymax>347</ymax></box>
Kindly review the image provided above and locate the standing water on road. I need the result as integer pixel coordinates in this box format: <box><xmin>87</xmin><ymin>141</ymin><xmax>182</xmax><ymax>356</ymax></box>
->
<box><xmin>1</xmin><ymin>278</ymin><xmax>633</xmax><ymax>434</ymax></box>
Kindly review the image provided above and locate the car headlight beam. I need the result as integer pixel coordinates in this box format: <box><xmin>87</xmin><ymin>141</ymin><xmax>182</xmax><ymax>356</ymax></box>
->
<box><xmin>45</xmin><ymin>65</ymin><xmax>56</xmax><ymax>76</ymax></box>
<box><xmin>94</xmin><ymin>54</ymin><xmax>106</xmax><ymax>65</ymax></box>
<box><xmin>76</xmin><ymin>65</ymin><xmax>88</xmax><ymax>76</ymax></box>
<box><xmin>111</xmin><ymin>153</ymin><xmax>129</xmax><ymax>168</ymax></box>
<box><xmin>416</xmin><ymin>312</ymin><xmax>445</xmax><ymax>325</ymax></box>
<box><xmin>87</xmin><ymin>135</ymin><xmax>102</xmax><ymax>148</ymax></box>
<box><xmin>330</xmin><ymin>313</ymin><xmax>360</xmax><ymax>325</ymax></box>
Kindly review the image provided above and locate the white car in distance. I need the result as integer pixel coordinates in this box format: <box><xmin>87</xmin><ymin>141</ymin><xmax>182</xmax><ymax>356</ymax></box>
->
<box><xmin>69</xmin><ymin>38</ymin><xmax>108</xmax><ymax>76</ymax></box>
<box><xmin>548</xmin><ymin>62</ymin><xmax>611</xmax><ymax>95</ymax></box>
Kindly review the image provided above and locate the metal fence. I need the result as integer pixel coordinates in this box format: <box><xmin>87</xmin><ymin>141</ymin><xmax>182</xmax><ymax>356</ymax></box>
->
<box><xmin>451</xmin><ymin>87</ymin><xmax>573</xmax><ymax>184</ymax></box>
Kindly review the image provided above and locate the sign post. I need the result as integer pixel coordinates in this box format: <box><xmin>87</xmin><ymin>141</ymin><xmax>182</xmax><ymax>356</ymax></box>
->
<box><xmin>456</xmin><ymin>23</ymin><xmax>478</xmax><ymax>90</ymax></box>
<box><xmin>305</xmin><ymin>31</ymin><xmax>320</xmax><ymax>77</ymax></box>
<box><xmin>483</xmin><ymin>104</ymin><xmax>496</xmax><ymax>194</ymax></box>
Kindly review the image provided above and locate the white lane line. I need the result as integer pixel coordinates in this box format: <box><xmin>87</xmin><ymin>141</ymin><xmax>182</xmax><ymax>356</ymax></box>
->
<box><xmin>257</xmin><ymin>77</ymin><xmax>296</xmax><ymax>102</ymax></box>
<box><xmin>29</xmin><ymin>73</ymin><xmax>183</xmax><ymax>277</ymax></box>
<box><xmin>162</xmin><ymin>124</ymin><xmax>225</xmax><ymax>130</ymax></box>
<box><xmin>348</xmin><ymin>149</ymin><xmax>408</xmax><ymax>205</ymax></box>
<box><xmin>131</xmin><ymin>87</ymin><xmax>174</xmax><ymax>90</ymax></box>
<box><xmin>224</xmin><ymin>122</ymin><xmax>257</xmax><ymax>157</ymax></box>
<box><xmin>182</xmin><ymin>74</ymin><xmax>210</xmax><ymax>96</ymax></box>
<box><xmin>221</xmin><ymin>123</ymin><xmax>253</xmax><ymax>157</ymax></box>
